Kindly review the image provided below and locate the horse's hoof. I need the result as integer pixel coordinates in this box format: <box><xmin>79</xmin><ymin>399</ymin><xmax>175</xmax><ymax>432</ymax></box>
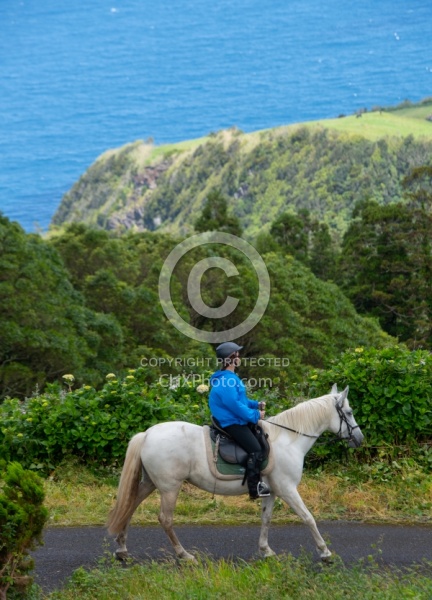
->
<box><xmin>260</xmin><ymin>548</ymin><xmax>276</xmax><ymax>558</ymax></box>
<box><xmin>321</xmin><ymin>554</ymin><xmax>333</xmax><ymax>564</ymax></box>
<box><xmin>115</xmin><ymin>550</ymin><xmax>129</xmax><ymax>562</ymax></box>
<box><xmin>178</xmin><ymin>552</ymin><xmax>197</xmax><ymax>562</ymax></box>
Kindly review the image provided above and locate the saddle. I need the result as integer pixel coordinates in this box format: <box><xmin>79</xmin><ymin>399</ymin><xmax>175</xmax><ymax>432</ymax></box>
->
<box><xmin>209</xmin><ymin>417</ymin><xmax>270</xmax><ymax>466</ymax></box>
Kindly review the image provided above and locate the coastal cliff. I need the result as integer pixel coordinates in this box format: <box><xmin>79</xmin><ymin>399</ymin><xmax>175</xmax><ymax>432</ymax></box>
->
<box><xmin>51</xmin><ymin>100</ymin><xmax>432</xmax><ymax>237</ymax></box>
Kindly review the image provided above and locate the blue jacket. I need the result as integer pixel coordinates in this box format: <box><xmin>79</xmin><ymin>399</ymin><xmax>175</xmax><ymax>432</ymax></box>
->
<box><xmin>209</xmin><ymin>370</ymin><xmax>260</xmax><ymax>428</ymax></box>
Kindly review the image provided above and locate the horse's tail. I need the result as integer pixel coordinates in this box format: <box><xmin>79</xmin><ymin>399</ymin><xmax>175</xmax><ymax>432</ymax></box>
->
<box><xmin>107</xmin><ymin>431</ymin><xmax>146</xmax><ymax>536</ymax></box>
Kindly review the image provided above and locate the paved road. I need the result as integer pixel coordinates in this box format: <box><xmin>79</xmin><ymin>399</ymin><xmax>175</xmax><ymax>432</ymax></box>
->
<box><xmin>32</xmin><ymin>523</ymin><xmax>432</xmax><ymax>593</ymax></box>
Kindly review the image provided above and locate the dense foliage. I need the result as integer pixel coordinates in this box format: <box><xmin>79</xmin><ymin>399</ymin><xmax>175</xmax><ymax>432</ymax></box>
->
<box><xmin>264</xmin><ymin>208</ymin><xmax>338</xmax><ymax>281</ymax></box>
<box><xmin>0</xmin><ymin>369</ymin><xmax>213</xmax><ymax>470</ymax></box>
<box><xmin>338</xmin><ymin>195</ymin><xmax>432</xmax><ymax>347</ymax></box>
<box><xmin>52</xmin><ymin>224</ymin><xmax>390</xmax><ymax>378</ymax></box>
<box><xmin>51</xmin><ymin>125</ymin><xmax>432</xmax><ymax>238</ymax></box>
<box><xmin>0</xmin><ymin>215</ymin><xmax>390</xmax><ymax>398</ymax></box>
<box><xmin>0</xmin><ymin>348</ymin><xmax>430</xmax><ymax>474</ymax></box>
<box><xmin>0</xmin><ymin>462</ymin><xmax>48</xmax><ymax>600</ymax></box>
<box><xmin>194</xmin><ymin>188</ymin><xmax>243</xmax><ymax>236</ymax></box>
<box><xmin>308</xmin><ymin>346</ymin><xmax>432</xmax><ymax>453</ymax></box>
<box><xmin>0</xmin><ymin>216</ymin><xmax>123</xmax><ymax>398</ymax></box>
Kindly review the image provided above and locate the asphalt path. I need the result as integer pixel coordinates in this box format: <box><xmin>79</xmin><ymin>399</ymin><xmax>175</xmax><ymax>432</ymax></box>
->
<box><xmin>32</xmin><ymin>523</ymin><xmax>432</xmax><ymax>593</ymax></box>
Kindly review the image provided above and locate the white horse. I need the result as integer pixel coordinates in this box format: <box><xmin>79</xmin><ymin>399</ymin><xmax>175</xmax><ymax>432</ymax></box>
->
<box><xmin>107</xmin><ymin>384</ymin><xmax>363</xmax><ymax>561</ymax></box>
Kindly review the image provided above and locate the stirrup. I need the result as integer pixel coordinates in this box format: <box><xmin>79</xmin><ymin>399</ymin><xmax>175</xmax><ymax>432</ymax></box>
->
<box><xmin>257</xmin><ymin>481</ymin><xmax>271</xmax><ymax>497</ymax></box>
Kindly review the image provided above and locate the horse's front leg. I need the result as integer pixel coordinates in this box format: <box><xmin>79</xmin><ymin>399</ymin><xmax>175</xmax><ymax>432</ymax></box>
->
<box><xmin>280</xmin><ymin>487</ymin><xmax>332</xmax><ymax>561</ymax></box>
<box><xmin>159</xmin><ymin>488</ymin><xmax>196</xmax><ymax>562</ymax></box>
<box><xmin>259</xmin><ymin>494</ymin><xmax>277</xmax><ymax>557</ymax></box>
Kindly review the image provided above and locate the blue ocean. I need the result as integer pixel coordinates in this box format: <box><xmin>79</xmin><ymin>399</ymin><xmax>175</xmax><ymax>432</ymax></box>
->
<box><xmin>1</xmin><ymin>0</ymin><xmax>431</xmax><ymax>232</ymax></box>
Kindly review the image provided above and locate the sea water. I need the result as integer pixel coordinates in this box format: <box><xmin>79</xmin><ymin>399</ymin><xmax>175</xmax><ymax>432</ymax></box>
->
<box><xmin>1</xmin><ymin>0</ymin><xmax>431</xmax><ymax>231</ymax></box>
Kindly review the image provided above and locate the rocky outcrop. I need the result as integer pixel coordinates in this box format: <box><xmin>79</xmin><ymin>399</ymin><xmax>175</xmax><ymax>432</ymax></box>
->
<box><xmin>51</xmin><ymin>141</ymin><xmax>174</xmax><ymax>230</ymax></box>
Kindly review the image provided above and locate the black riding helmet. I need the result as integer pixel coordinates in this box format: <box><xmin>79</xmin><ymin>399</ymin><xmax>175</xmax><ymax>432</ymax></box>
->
<box><xmin>216</xmin><ymin>342</ymin><xmax>243</xmax><ymax>360</ymax></box>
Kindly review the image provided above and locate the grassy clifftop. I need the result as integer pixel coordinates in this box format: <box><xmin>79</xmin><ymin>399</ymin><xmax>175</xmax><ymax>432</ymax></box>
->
<box><xmin>51</xmin><ymin>99</ymin><xmax>432</xmax><ymax>237</ymax></box>
<box><xmin>312</xmin><ymin>99</ymin><xmax>432</xmax><ymax>139</ymax></box>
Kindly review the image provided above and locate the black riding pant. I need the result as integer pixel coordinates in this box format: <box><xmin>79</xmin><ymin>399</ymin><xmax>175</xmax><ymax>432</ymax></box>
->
<box><xmin>222</xmin><ymin>424</ymin><xmax>261</xmax><ymax>454</ymax></box>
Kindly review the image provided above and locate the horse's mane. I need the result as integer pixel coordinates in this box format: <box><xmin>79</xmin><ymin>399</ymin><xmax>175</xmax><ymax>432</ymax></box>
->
<box><xmin>264</xmin><ymin>394</ymin><xmax>336</xmax><ymax>442</ymax></box>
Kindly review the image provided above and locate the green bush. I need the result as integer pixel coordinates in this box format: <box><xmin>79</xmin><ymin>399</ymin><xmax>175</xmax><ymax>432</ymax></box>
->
<box><xmin>0</xmin><ymin>462</ymin><xmax>48</xmax><ymax>599</ymax></box>
<box><xmin>0</xmin><ymin>364</ymin><xmax>292</xmax><ymax>473</ymax></box>
<box><xmin>0</xmin><ymin>368</ymin><xmax>213</xmax><ymax>471</ymax></box>
<box><xmin>307</xmin><ymin>346</ymin><xmax>432</xmax><ymax>449</ymax></box>
<box><xmin>3</xmin><ymin>347</ymin><xmax>430</xmax><ymax>475</ymax></box>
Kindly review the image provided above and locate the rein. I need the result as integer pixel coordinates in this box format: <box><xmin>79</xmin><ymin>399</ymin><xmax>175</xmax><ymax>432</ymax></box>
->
<box><xmin>265</xmin><ymin>420</ymin><xmax>319</xmax><ymax>439</ymax></box>
<box><xmin>265</xmin><ymin>403</ymin><xmax>360</xmax><ymax>445</ymax></box>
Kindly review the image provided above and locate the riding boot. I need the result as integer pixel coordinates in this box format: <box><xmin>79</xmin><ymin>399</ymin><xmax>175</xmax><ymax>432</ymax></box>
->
<box><xmin>246</xmin><ymin>453</ymin><xmax>271</xmax><ymax>499</ymax></box>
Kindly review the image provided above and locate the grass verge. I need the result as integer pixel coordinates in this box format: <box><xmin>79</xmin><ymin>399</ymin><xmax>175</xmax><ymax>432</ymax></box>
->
<box><xmin>43</xmin><ymin>460</ymin><xmax>432</xmax><ymax>527</ymax></box>
<box><xmin>33</xmin><ymin>553</ymin><xmax>432</xmax><ymax>600</ymax></box>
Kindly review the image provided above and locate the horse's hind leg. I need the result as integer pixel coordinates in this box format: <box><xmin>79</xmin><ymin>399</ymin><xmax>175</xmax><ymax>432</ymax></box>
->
<box><xmin>115</xmin><ymin>478</ymin><xmax>156</xmax><ymax>560</ymax></box>
<box><xmin>159</xmin><ymin>487</ymin><xmax>196</xmax><ymax>561</ymax></box>
<box><xmin>280</xmin><ymin>487</ymin><xmax>332</xmax><ymax>560</ymax></box>
<box><xmin>259</xmin><ymin>494</ymin><xmax>277</xmax><ymax>557</ymax></box>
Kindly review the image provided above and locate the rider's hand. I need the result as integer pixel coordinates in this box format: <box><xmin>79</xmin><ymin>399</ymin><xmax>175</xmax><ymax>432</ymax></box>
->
<box><xmin>258</xmin><ymin>401</ymin><xmax>266</xmax><ymax>410</ymax></box>
<box><xmin>259</xmin><ymin>410</ymin><xmax>265</xmax><ymax>420</ymax></box>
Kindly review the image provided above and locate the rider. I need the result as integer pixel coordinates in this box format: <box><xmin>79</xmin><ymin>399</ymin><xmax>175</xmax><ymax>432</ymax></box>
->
<box><xmin>209</xmin><ymin>342</ymin><xmax>271</xmax><ymax>499</ymax></box>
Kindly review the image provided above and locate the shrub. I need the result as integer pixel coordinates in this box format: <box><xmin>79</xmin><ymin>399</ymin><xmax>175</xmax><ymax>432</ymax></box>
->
<box><xmin>0</xmin><ymin>368</ymin><xmax>213</xmax><ymax>471</ymax></box>
<box><xmin>307</xmin><ymin>346</ymin><xmax>432</xmax><ymax>449</ymax></box>
<box><xmin>0</xmin><ymin>463</ymin><xmax>48</xmax><ymax>599</ymax></box>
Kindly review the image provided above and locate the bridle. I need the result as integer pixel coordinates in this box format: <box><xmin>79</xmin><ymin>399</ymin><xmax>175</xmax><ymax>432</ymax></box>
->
<box><xmin>266</xmin><ymin>401</ymin><xmax>360</xmax><ymax>445</ymax></box>
<box><xmin>335</xmin><ymin>403</ymin><xmax>360</xmax><ymax>443</ymax></box>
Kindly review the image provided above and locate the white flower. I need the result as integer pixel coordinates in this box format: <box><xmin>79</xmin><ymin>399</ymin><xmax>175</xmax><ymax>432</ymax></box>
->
<box><xmin>196</xmin><ymin>384</ymin><xmax>209</xmax><ymax>394</ymax></box>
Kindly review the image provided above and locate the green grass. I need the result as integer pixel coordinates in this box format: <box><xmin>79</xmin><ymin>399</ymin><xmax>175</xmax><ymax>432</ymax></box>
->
<box><xmin>34</xmin><ymin>554</ymin><xmax>432</xmax><ymax>600</ymax></box>
<box><xmin>119</xmin><ymin>99</ymin><xmax>432</xmax><ymax>172</ymax></box>
<box><xmin>312</xmin><ymin>109</ymin><xmax>432</xmax><ymax>141</ymax></box>
<box><xmin>43</xmin><ymin>459</ymin><xmax>432</xmax><ymax>528</ymax></box>
<box><xmin>177</xmin><ymin>100</ymin><xmax>432</xmax><ymax>155</ymax></box>
<box><xmin>259</xmin><ymin>101</ymin><xmax>432</xmax><ymax>142</ymax></box>
<box><xmin>31</xmin><ymin>458</ymin><xmax>432</xmax><ymax>599</ymax></box>
<box><xmin>385</xmin><ymin>99</ymin><xmax>432</xmax><ymax>118</ymax></box>
<box><xmin>146</xmin><ymin>136</ymin><xmax>211</xmax><ymax>163</ymax></box>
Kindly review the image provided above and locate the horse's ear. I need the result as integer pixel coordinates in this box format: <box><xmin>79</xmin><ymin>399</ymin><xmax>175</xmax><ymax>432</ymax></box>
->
<box><xmin>331</xmin><ymin>383</ymin><xmax>338</xmax><ymax>395</ymax></box>
<box><xmin>336</xmin><ymin>386</ymin><xmax>349</xmax><ymax>407</ymax></box>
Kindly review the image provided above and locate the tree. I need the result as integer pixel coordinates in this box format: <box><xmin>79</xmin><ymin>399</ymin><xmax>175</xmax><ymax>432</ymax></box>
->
<box><xmin>402</xmin><ymin>165</ymin><xmax>432</xmax><ymax>211</ymax></box>
<box><xmin>270</xmin><ymin>211</ymin><xmax>309</xmax><ymax>262</ymax></box>
<box><xmin>51</xmin><ymin>224</ymin><xmax>204</xmax><ymax>365</ymax></box>
<box><xmin>194</xmin><ymin>189</ymin><xmax>243</xmax><ymax>236</ymax></box>
<box><xmin>308</xmin><ymin>221</ymin><xmax>338</xmax><ymax>281</ymax></box>
<box><xmin>270</xmin><ymin>209</ymin><xmax>338</xmax><ymax>280</ymax></box>
<box><xmin>338</xmin><ymin>199</ymin><xmax>432</xmax><ymax>348</ymax></box>
<box><xmin>0</xmin><ymin>215</ymin><xmax>123</xmax><ymax>398</ymax></box>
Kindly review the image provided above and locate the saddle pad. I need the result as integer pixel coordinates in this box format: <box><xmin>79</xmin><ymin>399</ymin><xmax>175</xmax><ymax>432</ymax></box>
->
<box><xmin>211</xmin><ymin>437</ymin><xmax>247</xmax><ymax>476</ymax></box>
<box><xmin>203</xmin><ymin>425</ymin><xmax>274</xmax><ymax>481</ymax></box>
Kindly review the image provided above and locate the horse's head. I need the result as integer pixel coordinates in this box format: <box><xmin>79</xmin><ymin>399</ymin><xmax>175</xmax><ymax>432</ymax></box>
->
<box><xmin>329</xmin><ymin>384</ymin><xmax>364</xmax><ymax>448</ymax></box>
